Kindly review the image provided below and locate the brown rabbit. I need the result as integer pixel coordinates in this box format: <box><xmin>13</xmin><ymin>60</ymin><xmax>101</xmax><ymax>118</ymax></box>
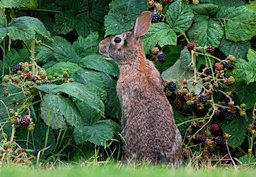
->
<box><xmin>99</xmin><ymin>11</ymin><xmax>182</xmax><ymax>165</ymax></box>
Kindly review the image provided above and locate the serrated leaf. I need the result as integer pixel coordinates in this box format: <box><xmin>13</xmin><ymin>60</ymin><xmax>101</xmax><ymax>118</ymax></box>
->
<box><xmin>73</xmin><ymin>32</ymin><xmax>99</xmax><ymax>58</ymax></box>
<box><xmin>222</xmin><ymin>116</ymin><xmax>250</xmax><ymax>148</ymax></box>
<box><xmin>52</xmin><ymin>36</ymin><xmax>80</xmax><ymax>62</ymax></box>
<box><xmin>143</xmin><ymin>23</ymin><xmax>177</xmax><ymax>54</ymax></box>
<box><xmin>187</xmin><ymin>19</ymin><xmax>223</xmax><ymax>48</ymax></box>
<box><xmin>0</xmin><ymin>0</ymin><xmax>28</xmax><ymax>8</ymax></box>
<box><xmin>180</xmin><ymin>48</ymin><xmax>192</xmax><ymax>70</ymax></box>
<box><xmin>58</xmin><ymin>82</ymin><xmax>105</xmax><ymax>117</ymax></box>
<box><xmin>162</xmin><ymin>59</ymin><xmax>192</xmax><ymax>82</ymax></box>
<box><xmin>201</xmin><ymin>0</ymin><xmax>244</xmax><ymax>7</ymax></box>
<box><xmin>54</xmin><ymin>12</ymin><xmax>76</xmax><ymax>35</ymax></box>
<box><xmin>232</xmin><ymin>49</ymin><xmax>256</xmax><ymax>84</ymax></box>
<box><xmin>0</xmin><ymin>27</ymin><xmax>7</xmax><ymax>42</ymax></box>
<box><xmin>104</xmin><ymin>0</ymin><xmax>147</xmax><ymax>36</ymax></box>
<box><xmin>9</xmin><ymin>16</ymin><xmax>50</xmax><ymax>39</ymax></box>
<box><xmin>161</xmin><ymin>58</ymin><xmax>202</xmax><ymax>94</ymax></box>
<box><xmin>191</xmin><ymin>4</ymin><xmax>219</xmax><ymax>16</ymax></box>
<box><xmin>7</xmin><ymin>24</ymin><xmax>35</xmax><ymax>41</ymax></box>
<box><xmin>75</xmin><ymin>15</ymin><xmax>101</xmax><ymax>37</ymax></box>
<box><xmin>40</xmin><ymin>94</ymin><xmax>68</xmax><ymax>129</ymax></box>
<box><xmin>217</xmin><ymin>6</ymin><xmax>256</xmax><ymax>42</ymax></box>
<box><xmin>89</xmin><ymin>0</ymin><xmax>111</xmax><ymax>23</ymax></box>
<box><xmin>79</xmin><ymin>54</ymin><xmax>119</xmax><ymax>77</ymax></box>
<box><xmin>36</xmin><ymin>45</ymin><xmax>54</xmax><ymax>63</ymax></box>
<box><xmin>3</xmin><ymin>48</ymin><xmax>30</xmax><ymax>70</ymax></box>
<box><xmin>73</xmin><ymin>120</ymin><xmax>116</xmax><ymax>145</ymax></box>
<box><xmin>238</xmin><ymin>154</ymin><xmax>256</xmax><ymax>166</ymax></box>
<box><xmin>236</xmin><ymin>82</ymin><xmax>256</xmax><ymax>109</ymax></box>
<box><xmin>166</xmin><ymin>0</ymin><xmax>194</xmax><ymax>33</ymax></box>
<box><xmin>219</xmin><ymin>38</ymin><xmax>251</xmax><ymax>59</ymax></box>
<box><xmin>46</xmin><ymin>61</ymin><xmax>82</xmax><ymax>75</ymax></box>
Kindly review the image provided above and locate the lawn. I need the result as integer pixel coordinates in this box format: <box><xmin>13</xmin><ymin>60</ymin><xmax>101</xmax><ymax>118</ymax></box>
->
<box><xmin>0</xmin><ymin>164</ymin><xmax>256</xmax><ymax>177</ymax></box>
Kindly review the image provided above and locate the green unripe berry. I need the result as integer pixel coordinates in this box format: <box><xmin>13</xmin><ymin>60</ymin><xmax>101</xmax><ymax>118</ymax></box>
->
<box><xmin>13</xmin><ymin>76</ymin><xmax>21</xmax><ymax>83</ymax></box>
<box><xmin>240</xmin><ymin>110</ymin><xmax>247</xmax><ymax>117</ymax></box>
<box><xmin>24</xmin><ymin>90</ymin><xmax>32</xmax><ymax>96</ymax></box>
<box><xmin>27</xmin><ymin>123</ymin><xmax>35</xmax><ymax>132</ymax></box>
<box><xmin>1</xmin><ymin>133</ymin><xmax>7</xmax><ymax>140</ymax></box>
<box><xmin>35</xmin><ymin>80</ymin><xmax>41</xmax><ymax>85</ymax></box>
<box><xmin>39</xmin><ymin>70</ymin><xmax>47</xmax><ymax>79</ymax></box>
<box><xmin>25</xmin><ymin>81</ymin><xmax>33</xmax><ymax>87</ymax></box>
<box><xmin>23</xmin><ymin>66</ymin><xmax>30</xmax><ymax>73</ymax></box>
<box><xmin>240</xmin><ymin>103</ymin><xmax>246</xmax><ymax>109</ymax></box>
<box><xmin>3</xmin><ymin>90</ymin><xmax>9</xmax><ymax>96</ymax></box>
<box><xmin>62</xmin><ymin>71</ymin><xmax>69</xmax><ymax>78</ymax></box>
<box><xmin>53</xmin><ymin>73</ymin><xmax>59</xmax><ymax>78</ymax></box>
<box><xmin>3</xmin><ymin>75</ymin><xmax>10</xmax><ymax>83</ymax></box>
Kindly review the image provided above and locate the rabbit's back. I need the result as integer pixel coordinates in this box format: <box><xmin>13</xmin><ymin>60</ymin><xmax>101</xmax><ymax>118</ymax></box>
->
<box><xmin>117</xmin><ymin>61</ymin><xmax>182</xmax><ymax>164</ymax></box>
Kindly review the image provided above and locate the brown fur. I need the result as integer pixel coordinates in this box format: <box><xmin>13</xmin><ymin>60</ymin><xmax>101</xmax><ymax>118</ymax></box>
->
<box><xmin>99</xmin><ymin>11</ymin><xmax>182</xmax><ymax>165</ymax></box>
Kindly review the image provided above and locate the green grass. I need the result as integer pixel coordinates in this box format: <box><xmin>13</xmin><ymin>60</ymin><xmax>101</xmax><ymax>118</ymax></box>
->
<box><xmin>0</xmin><ymin>164</ymin><xmax>256</xmax><ymax>177</ymax></box>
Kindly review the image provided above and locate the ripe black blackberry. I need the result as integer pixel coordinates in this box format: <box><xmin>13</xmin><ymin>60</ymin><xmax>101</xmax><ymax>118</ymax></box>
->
<box><xmin>199</xmin><ymin>95</ymin><xmax>208</xmax><ymax>104</ymax></box>
<box><xmin>216</xmin><ymin>136</ymin><xmax>225</xmax><ymax>146</ymax></box>
<box><xmin>224</xmin><ymin>62</ymin><xmax>234</xmax><ymax>70</ymax></box>
<box><xmin>167</xmin><ymin>81</ymin><xmax>176</xmax><ymax>92</ymax></box>
<box><xmin>224</xmin><ymin>111</ymin><xmax>234</xmax><ymax>121</ymax></box>
<box><xmin>200</xmin><ymin>134</ymin><xmax>207</xmax><ymax>143</ymax></box>
<box><xmin>204</xmin><ymin>68</ymin><xmax>212</xmax><ymax>76</ymax></box>
<box><xmin>158</xmin><ymin>53</ymin><xmax>166</xmax><ymax>63</ymax></box>
<box><xmin>12</xmin><ymin>63</ymin><xmax>23</xmax><ymax>74</ymax></box>
<box><xmin>151</xmin><ymin>13</ymin><xmax>161</xmax><ymax>22</ymax></box>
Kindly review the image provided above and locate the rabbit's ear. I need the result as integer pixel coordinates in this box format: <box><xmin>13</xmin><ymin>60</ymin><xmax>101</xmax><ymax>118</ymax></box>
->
<box><xmin>133</xmin><ymin>11</ymin><xmax>151</xmax><ymax>38</ymax></box>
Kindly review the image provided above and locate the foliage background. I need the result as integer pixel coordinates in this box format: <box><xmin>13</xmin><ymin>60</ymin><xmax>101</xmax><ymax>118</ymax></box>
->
<box><xmin>0</xmin><ymin>0</ymin><xmax>256</xmax><ymax>165</ymax></box>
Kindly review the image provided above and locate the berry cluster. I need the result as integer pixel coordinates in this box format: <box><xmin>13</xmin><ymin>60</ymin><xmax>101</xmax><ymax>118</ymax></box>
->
<box><xmin>148</xmin><ymin>0</ymin><xmax>173</xmax><ymax>23</ymax></box>
<box><xmin>2</xmin><ymin>62</ymin><xmax>73</xmax><ymax>134</ymax></box>
<box><xmin>2</xmin><ymin>62</ymin><xmax>72</xmax><ymax>97</ymax></box>
<box><xmin>164</xmin><ymin>54</ymin><xmax>249</xmax><ymax>161</ymax></box>
<box><xmin>149</xmin><ymin>47</ymin><xmax>168</xmax><ymax>63</ymax></box>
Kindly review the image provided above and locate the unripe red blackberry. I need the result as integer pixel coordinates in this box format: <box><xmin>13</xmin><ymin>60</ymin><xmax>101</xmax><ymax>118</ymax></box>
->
<box><xmin>187</xmin><ymin>42</ymin><xmax>195</xmax><ymax>51</ymax></box>
<box><xmin>183</xmin><ymin>150</ymin><xmax>190</xmax><ymax>159</ymax></box>
<box><xmin>204</xmin><ymin>46</ymin><xmax>215</xmax><ymax>53</ymax></box>
<box><xmin>214</xmin><ymin>62</ymin><xmax>224</xmax><ymax>71</ymax></box>
<box><xmin>20</xmin><ymin>115</ymin><xmax>30</xmax><ymax>126</ymax></box>
<box><xmin>210</xmin><ymin>123</ymin><xmax>220</xmax><ymax>133</ymax></box>
<box><xmin>162</xmin><ymin>0</ymin><xmax>170</xmax><ymax>4</ymax></box>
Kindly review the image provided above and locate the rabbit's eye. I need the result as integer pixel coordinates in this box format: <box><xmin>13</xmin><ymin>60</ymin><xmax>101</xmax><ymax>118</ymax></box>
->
<box><xmin>114</xmin><ymin>37</ymin><xmax>122</xmax><ymax>43</ymax></box>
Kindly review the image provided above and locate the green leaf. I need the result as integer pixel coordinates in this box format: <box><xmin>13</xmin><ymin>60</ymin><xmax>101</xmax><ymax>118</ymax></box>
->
<box><xmin>0</xmin><ymin>0</ymin><xmax>28</xmax><ymax>8</ymax></box>
<box><xmin>166</xmin><ymin>0</ymin><xmax>194</xmax><ymax>33</ymax></box>
<box><xmin>46</xmin><ymin>61</ymin><xmax>82</xmax><ymax>75</ymax></box>
<box><xmin>73</xmin><ymin>120</ymin><xmax>117</xmax><ymax>146</ymax></box>
<box><xmin>75</xmin><ymin>15</ymin><xmax>101</xmax><ymax>37</ymax></box>
<box><xmin>155</xmin><ymin>45</ymin><xmax>183</xmax><ymax>73</ymax></box>
<box><xmin>143</xmin><ymin>23</ymin><xmax>177</xmax><ymax>54</ymax></box>
<box><xmin>219</xmin><ymin>38</ymin><xmax>251</xmax><ymax>59</ymax></box>
<box><xmin>190</xmin><ymin>4</ymin><xmax>219</xmax><ymax>16</ymax></box>
<box><xmin>232</xmin><ymin>49</ymin><xmax>256</xmax><ymax>84</ymax></box>
<box><xmin>104</xmin><ymin>0</ymin><xmax>147</xmax><ymax>36</ymax></box>
<box><xmin>40</xmin><ymin>94</ymin><xmax>68</xmax><ymax>129</ymax></box>
<box><xmin>216</xmin><ymin>6</ymin><xmax>256</xmax><ymax>42</ymax></box>
<box><xmin>3</xmin><ymin>48</ymin><xmax>30</xmax><ymax>70</ymax></box>
<box><xmin>7</xmin><ymin>23</ymin><xmax>35</xmax><ymax>41</ymax></box>
<box><xmin>52</xmin><ymin>36</ymin><xmax>80</xmax><ymax>62</ymax></box>
<box><xmin>238</xmin><ymin>154</ymin><xmax>256</xmax><ymax>166</ymax></box>
<box><xmin>73</xmin><ymin>32</ymin><xmax>99</xmax><ymax>58</ymax></box>
<box><xmin>0</xmin><ymin>27</ymin><xmax>7</xmax><ymax>42</ymax></box>
<box><xmin>162</xmin><ymin>59</ymin><xmax>192</xmax><ymax>82</ymax></box>
<box><xmin>236</xmin><ymin>82</ymin><xmax>256</xmax><ymax>109</ymax></box>
<box><xmin>222</xmin><ymin>116</ymin><xmax>250</xmax><ymax>148</ymax></box>
<box><xmin>187</xmin><ymin>18</ymin><xmax>223</xmax><ymax>48</ymax></box>
<box><xmin>201</xmin><ymin>0</ymin><xmax>244</xmax><ymax>7</ymax></box>
<box><xmin>79</xmin><ymin>54</ymin><xmax>119</xmax><ymax>77</ymax></box>
<box><xmin>9</xmin><ymin>16</ymin><xmax>50</xmax><ymax>39</ymax></box>
<box><xmin>89</xmin><ymin>0</ymin><xmax>112</xmax><ymax>23</ymax></box>
<box><xmin>54</xmin><ymin>12</ymin><xmax>76</xmax><ymax>35</ymax></box>
<box><xmin>58</xmin><ymin>82</ymin><xmax>105</xmax><ymax>117</ymax></box>
<box><xmin>36</xmin><ymin>45</ymin><xmax>55</xmax><ymax>63</ymax></box>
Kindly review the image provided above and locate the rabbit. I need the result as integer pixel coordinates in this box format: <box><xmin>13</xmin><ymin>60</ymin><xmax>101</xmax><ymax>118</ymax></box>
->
<box><xmin>99</xmin><ymin>11</ymin><xmax>182</xmax><ymax>165</ymax></box>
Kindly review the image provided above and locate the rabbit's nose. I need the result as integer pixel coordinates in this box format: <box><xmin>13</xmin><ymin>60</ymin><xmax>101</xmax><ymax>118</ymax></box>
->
<box><xmin>98</xmin><ymin>40</ymin><xmax>109</xmax><ymax>56</ymax></box>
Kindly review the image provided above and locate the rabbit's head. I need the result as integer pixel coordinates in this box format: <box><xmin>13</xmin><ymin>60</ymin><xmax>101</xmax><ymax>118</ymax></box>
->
<box><xmin>99</xmin><ymin>11</ymin><xmax>151</xmax><ymax>65</ymax></box>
